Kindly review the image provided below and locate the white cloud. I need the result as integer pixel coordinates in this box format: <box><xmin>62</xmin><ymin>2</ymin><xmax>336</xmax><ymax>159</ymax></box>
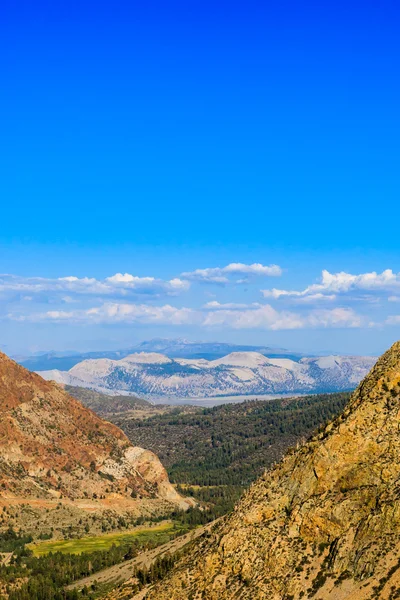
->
<box><xmin>0</xmin><ymin>273</ymin><xmax>190</xmax><ymax>299</ymax></box>
<box><xmin>222</xmin><ymin>263</ymin><xmax>282</xmax><ymax>276</ymax></box>
<box><xmin>106</xmin><ymin>273</ymin><xmax>140</xmax><ymax>283</ymax></box>
<box><xmin>386</xmin><ymin>315</ymin><xmax>400</xmax><ymax>325</ymax></box>
<box><xmin>262</xmin><ymin>291</ymin><xmax>337</xmax><ymax>304</ymax></box>
<box><xmin>202</xmin><ymin>305</ymin><xmax>362</xmax><ymax>330</ymax></box>
<box><xmin>294</xmin><ymin>293</ymin><xmax>337</xmax><ymax>304</ymax></box>
<box><xmin>305</xmin><ymin>308</ymin><xmax>363</xmax><ymax>328</ymax></box>
<box><xmin>262</xmin><ymin>269</ymin><xmax>400</xmax><ymax>302</ymax></box>
<box><xmin>45</xmin><ymin>310</ymin><xmax>76</xmax><ymax>320</ymax></box>
<box><xmin>181</xmin><ymin>262</ymin><xmax>282</xmax><ymax>283</ymax></box>
<box><xmin>203</xmin><ymin>304</ymin><xmax>305</xmax><ymax>330</ymax></box>
<box><xmin>61</xmin><ymin>296</ymin><xmax>76</xmax><ymax>304</ymax></box>
<box><xmin>59</xmin><ymin>276</ymin><xmax>80</xmax><ymax>282</ymax></box>
<box><xmin>203</xmin><ymin>301</ymin><xmax>262</xmax><ymax>310</ymax></box>
<box><xmin>87</xmin><ymin>303</ymin><xmax>198</xmax><ymax>325</ymax></box>
<box><xmin>104</xmin><ymin>273</ymin><xmax>190</xmax><ymax>294</ymax></box>
<box><xmin>13</xmin><ymin>303</ymin><xmax>200</xmax><ymax>326</ymax></box>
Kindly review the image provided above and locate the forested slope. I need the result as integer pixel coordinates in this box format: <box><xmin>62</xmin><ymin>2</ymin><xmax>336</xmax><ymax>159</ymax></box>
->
<box><xmin>115</xmin><ymin>392</ymin><xmax>351</xmax><ymax>516</ymax></box>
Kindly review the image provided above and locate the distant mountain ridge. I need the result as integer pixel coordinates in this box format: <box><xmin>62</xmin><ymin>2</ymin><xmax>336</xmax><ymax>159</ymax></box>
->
<box><xmin>38</xmin><ymin>350</ymin><xmax>377</xmax><ymax>401</ymax></box>
<box><xmin>17</xmin><ymin>338</ymin><xmax>306</xmax><ymax>371</ymax></box>
<box><xmin>132</xmin><ymin>338</ymin><xmax>305</xmax><ymax>361</ymax></box>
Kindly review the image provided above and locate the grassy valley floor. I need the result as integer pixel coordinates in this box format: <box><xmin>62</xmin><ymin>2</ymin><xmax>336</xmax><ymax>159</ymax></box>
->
<box><xmin>27</xmin><ymin>521</ymin><xmax>189</xmax><ymax>556</ymax></box>
<box><xmin>0</xmin><ymin>518</ymin><xmax>197</xmax><ymax>599</ymax></box>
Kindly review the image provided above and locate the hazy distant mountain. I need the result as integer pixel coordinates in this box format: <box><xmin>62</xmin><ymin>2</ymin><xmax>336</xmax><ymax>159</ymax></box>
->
<box><xmin>18</xmin><ymin>338</ymin><xmax>306</xmax><ymax>371</ymax></box>
<box><xmin>38</xmin><ymin>351</ymin><xmax>377</xmax><ymax>401</ymax></box>
<box><xmin>17</xmin><ymin>349</ymin><xmax>132</xmax><ymax>372</ymax></box>
<box><xmin>133</xmin><ymin>338</ymin><xmax>305</xmax><ymax>361</ymax></box>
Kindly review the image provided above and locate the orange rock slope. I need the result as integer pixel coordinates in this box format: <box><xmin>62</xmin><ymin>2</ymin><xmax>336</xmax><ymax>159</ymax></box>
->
<box><xmin>0</xmin><ymin>351</ymin><xmax>187</xmax><ymax>510</ymax></box>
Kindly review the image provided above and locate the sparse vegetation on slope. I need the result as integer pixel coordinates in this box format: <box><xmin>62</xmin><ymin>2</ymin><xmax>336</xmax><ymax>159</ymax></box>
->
<box><xmin>64</xmin><ymin>386</ymin><xmax>150</xmax><ymax>415</ymax></box>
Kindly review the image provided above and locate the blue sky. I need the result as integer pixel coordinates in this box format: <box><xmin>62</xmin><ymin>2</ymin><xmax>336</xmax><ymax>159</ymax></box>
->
<box><xmin>1</xmin><ymin>0</ymin><xmax>400</xmax><ymax>356</ymax></box>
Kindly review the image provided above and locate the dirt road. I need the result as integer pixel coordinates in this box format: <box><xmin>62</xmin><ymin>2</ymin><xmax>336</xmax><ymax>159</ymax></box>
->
<box><xmin>67</xmin><ymin>521</ymin><xmax>214</xmax><ymax>593</ymax></box>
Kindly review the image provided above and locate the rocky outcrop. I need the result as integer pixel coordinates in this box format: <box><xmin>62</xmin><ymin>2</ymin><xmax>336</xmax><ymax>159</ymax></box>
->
<box><xmin>0</xmin><ymin>351</ymin><xmax>188</xmax><ymax>510</ymax></box>
<box><xmin>144</xmin><ymin>341</ymin><xmax>400</xmax><ymax>599</ymax></box>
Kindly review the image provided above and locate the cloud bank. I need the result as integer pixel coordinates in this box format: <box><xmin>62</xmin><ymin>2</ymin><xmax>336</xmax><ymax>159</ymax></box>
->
<box><xmin>11</xmin><ymin>302</ymin><xmax>365</xmax><ymax>331</ymax></box>
<box><xmin>3</xmin><ymin>265</ymin><xmax>400</xmax><ymax>334</ymax></box>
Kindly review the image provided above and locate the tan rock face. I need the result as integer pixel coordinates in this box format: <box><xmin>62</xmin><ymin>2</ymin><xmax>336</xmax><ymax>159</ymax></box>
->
<box><xmin>145</xmin><ymin>342</ymin><xmax>400</xmax><ymax>599</ymax></box>
<box><xmin>0</xmin><ymin>351</ymin><xmax>186</xmax><ymax>510</ymax></box>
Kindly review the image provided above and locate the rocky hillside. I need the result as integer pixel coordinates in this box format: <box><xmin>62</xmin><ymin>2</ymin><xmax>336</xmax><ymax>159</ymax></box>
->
<box><xmin>38</xmin><ymin>351</ymin><xmax>376</xmax><ymax>401</ymax></box>
<box><xmin>141</xmin><ymin>341</ymin><xmax>400</xmax><ymax>600</ymax></box>
<box><xmin>0</xmin><ymin>352</ymin><xmax>188</xmax><ymax>531</ymax></box>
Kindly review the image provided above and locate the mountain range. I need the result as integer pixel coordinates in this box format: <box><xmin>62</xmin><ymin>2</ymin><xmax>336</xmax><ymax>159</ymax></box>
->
<box><xmin>38</xmin><ymin>351</ymin><xmax>377</xmax><ymax>402</ymax></box>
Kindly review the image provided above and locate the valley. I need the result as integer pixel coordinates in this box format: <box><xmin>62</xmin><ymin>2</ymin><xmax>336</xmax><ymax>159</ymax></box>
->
<box><xmin>1</xmin><ymin>344</ymin><xmax>399</xmax><ymax>600</ymax></box>
<box><xmin>66</xmin><ymin>520</ymin><xmax>213</xmax><ymax>596</ymax></box>
<box><xmin>112</xmin><ymin>392</ymin><xmax>351</xmax><ymax>517</ymax></box>
<box><xmin>27</xmin><ymin>521</ymin><xmax>187</xmax><ymax>556</ymax></box>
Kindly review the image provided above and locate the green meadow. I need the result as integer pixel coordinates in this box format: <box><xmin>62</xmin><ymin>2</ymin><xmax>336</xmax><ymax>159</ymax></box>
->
<box><xmin>28</xmin><ymin>521</ymin><xmax>187</xmax><ymax>556</ymax></box>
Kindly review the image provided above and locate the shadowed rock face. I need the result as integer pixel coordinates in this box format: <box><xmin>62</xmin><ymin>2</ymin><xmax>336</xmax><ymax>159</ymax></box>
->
<box><xmin>143</xmin><ymin>342</ymin><xmax>400</xmax><ymax>600</ymax></box>
<box><xmin>0</xmin><ymin>351</ymin><xmax>187</xmax><ymax>509</ymax></box>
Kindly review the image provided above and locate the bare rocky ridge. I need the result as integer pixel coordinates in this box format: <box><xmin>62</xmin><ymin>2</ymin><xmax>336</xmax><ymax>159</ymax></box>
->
<box><xmin>141</xmin><ymin>341</ymin><xmax>400</xmax><ymax>599</ymax></box>
<box><xmin>0</xmin><ymin>352</ymin><xmax>189</xmax><ymax>534</ymax></box>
